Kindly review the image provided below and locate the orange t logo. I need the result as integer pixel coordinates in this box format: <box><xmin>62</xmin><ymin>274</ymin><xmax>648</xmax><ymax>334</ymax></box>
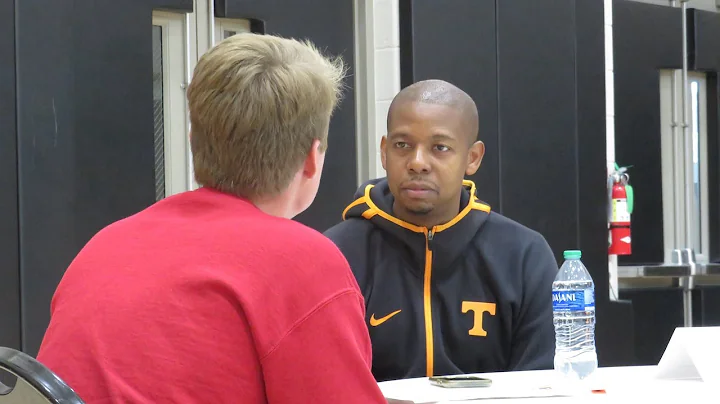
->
<box><xmin>462</xmin><ymin>301</ymin><xmax>496</xmax><ymax>337</ymax></box>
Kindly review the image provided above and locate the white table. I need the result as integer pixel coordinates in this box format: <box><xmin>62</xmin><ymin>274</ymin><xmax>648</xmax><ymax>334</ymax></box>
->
<box><xmin>379</xmin><ymin>366</ymin><xmax>715</xmax><ymax>403</ymax></box>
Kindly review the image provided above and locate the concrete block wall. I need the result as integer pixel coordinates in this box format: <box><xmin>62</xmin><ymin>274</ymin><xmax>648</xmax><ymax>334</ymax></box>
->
<box><xmin>354</xmin><ymin>0</ymin><xmax>401</xmax><ymax>183</ymax></box>
<box><xmin>372</xmin><ymin>0</ymin><xmax>400</xmax><ymax>180</ymax></box>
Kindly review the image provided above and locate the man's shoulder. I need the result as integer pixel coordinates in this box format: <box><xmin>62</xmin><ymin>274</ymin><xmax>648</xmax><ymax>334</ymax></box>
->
<box><xmin>249</xmin><ymin>216</ymin><xmax>349</xmax><ymax>262</ymax></box>
<box><xmin>471</xmin><ymin>212</ymin><xmax>555</xmax><ymax>271</ymax></box>
<box><xmin>479</xmin><ymin>213</ymin><xmax>557</xmax><ymax>278</ymax></box>
<box><xmin>264</xmin><ymin>214</ymin><xmax>327</xmax><ymax>240</ymax></box>
<box><xmin>94</xmin><ymin>202</ymin><xmax>347</xmax><ymax>269</ymax></box>
<box><xmin>324</xmin><ymin>218</ymin><xmax>373</xmax><ymax>245</ymax></box>
<box><xmin>482</xmin><ymin>212</ymin><xmax>548</xmax><ymax>247</ymax></box>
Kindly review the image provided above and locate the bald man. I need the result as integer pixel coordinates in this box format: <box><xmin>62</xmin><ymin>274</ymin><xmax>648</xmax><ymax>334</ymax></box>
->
<box><xmin>324</xmin><ymin>79</ymin><xmax>557</xmax><ymax>382</ymax></box>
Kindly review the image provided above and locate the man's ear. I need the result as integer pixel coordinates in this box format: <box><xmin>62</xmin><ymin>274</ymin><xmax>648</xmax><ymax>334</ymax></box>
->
<box><xmin>465</xmin><ymin>141</ymin><xmax>485</xmax><ymax>176</ymax></box>
<box><xmin>303</xmin><ymin>139</ymin><xmax>324</xmax><ymax>178</ymax></box>
<box><xmin>380</xmin><ymin>136</ymin><xmax>388</xmax><ymax>171</ymax></box>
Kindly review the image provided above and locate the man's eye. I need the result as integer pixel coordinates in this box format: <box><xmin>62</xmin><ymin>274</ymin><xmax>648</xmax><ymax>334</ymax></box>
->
<box><xmin>435</xmin><ymin>145</ymin><xmax>450</xmax><ymax>152</ymax></box>
<box><xmin>395</xmin><ymin>142</ymin><xmax>409</xmax><ymax>148</ymax></box>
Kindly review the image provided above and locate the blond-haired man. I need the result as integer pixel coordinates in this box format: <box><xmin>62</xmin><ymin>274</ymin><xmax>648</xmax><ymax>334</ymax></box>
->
<box><xmin>37</xmin><ymin>33</ymin><xmax>386</xmax><ymax>403</ymax></box>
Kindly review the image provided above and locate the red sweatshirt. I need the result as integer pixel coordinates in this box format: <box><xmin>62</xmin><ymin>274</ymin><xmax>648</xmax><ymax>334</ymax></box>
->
<box><xmin>37</xmin><ymin>187</ymin><xmax>386</xmax><ymax>403</ymax></box>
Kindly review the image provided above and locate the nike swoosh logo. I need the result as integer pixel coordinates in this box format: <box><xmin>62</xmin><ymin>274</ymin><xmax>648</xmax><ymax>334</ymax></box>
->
<box><xmin>369</xmin><ymin>310</ymin><xmax>402</xmax><ymax>326</ymax></box>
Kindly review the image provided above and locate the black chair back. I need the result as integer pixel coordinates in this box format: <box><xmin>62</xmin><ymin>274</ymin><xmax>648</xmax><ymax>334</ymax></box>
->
<box><xmin>0</xmin><ymin>347</ymin><xmax>84</xmax><ymax>404</ymax></box>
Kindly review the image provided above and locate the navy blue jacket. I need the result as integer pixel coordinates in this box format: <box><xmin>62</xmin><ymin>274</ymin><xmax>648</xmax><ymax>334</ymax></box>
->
<box><xmin>324</xmin><ymin>178</ymin><xmax>557</xmax><ymax>382</ymax></box>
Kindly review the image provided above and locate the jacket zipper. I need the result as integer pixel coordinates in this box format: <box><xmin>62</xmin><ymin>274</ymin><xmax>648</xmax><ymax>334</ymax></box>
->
<box><xmin>424</xmin><ymin>229</ymin><xmax>435</xmax><ymax>376</ymax></box>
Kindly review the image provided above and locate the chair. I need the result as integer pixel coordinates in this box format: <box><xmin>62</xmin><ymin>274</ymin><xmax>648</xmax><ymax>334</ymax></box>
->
<box><xmin>0</xmin><ymin>347</ymin><xmax>84</xmax><ymax>403</ymax></box>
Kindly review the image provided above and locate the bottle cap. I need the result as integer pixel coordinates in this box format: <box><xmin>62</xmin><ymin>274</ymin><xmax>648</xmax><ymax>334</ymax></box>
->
<box><xmin>563</xmin><ymin>250</ymin><xmax>582</xmax><ymax>260</ymax></box>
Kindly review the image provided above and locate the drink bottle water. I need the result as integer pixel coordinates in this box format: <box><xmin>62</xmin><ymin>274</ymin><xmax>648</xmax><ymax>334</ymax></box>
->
<box><xmin>552</xmin><ymin>250</ymin><xmax>598</xmax><ymax>380</ymax></box>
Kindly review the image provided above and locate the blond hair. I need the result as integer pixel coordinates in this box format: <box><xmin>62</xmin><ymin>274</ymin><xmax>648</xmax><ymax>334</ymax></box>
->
<box><xmin>187</xmin><ymin>33</ymin><xmax>346</xmax><ymax>198</ymax></box>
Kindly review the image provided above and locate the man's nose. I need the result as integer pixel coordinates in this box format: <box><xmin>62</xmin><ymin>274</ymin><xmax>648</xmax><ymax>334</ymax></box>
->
<box><xmin>407</xmin><ymin>148</ymin><xmax>431</xmax><ymax>173</ymax></box>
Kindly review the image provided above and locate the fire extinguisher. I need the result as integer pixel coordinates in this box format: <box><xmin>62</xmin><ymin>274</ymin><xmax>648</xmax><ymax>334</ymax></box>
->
<box><xmin>608</xmin><ymin>164</ymin><xmax>634</xmax><ymax>255</ymax></box>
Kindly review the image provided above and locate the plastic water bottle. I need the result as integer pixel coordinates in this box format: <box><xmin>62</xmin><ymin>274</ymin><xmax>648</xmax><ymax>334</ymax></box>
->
<box><xmin>552</xmin><ymin>250</ymin><xmax>598</xmax><ymax>380</ymax></box>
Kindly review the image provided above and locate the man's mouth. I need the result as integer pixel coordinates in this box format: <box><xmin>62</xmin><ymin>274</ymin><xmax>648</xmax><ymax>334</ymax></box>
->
<box><xmin>401</xmin><ymin>182</ymin><xmax>437</xmax><ymax>198</ymax></box>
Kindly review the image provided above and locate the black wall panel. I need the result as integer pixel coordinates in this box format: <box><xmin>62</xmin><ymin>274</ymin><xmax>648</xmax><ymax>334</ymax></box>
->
<box><xmin>400</xmin><ymin>0</ymin><xmax>635</xmax><ymax>366</ymax></box>
<box><xmin>575</xmin><ymin>0</ymin><xmax>611</xmax><ymax>308</ymax></box>
<box><xmin>216</xmin><ymin>0</ymin><xmax>357</xmax><ymax>232</ymax></box>
<box><xmin>614</xmin><ymin>0</ymin><xmax>683</xmax><ymax>265</ymax></box>
<box><xmin>707</xmin><ymin>76</ymin><xmax>720</xmax><ymax>263</ymax></box>
<box><xmin>619</xmin><ymin>288</ymin><xmax>687</xmax><ymax>365</ymax></box>
<box><xmin>153</xmin><ymin>0</ymin><xmax>193</xmax><ymax>12</ymax></box>
<box><xmin>496</xmin><ymin>0</ymin><xmax>579</xmax><ymax>261</ymax></box>
<box><xmin>689</xmin><ymin>10</ymin><xmax>720</xmax><ymax>71</ymax></box>
<box><xmin>619</xmin><ymin>285</ymin><xmax>720</xmax><ymax>365</ymax></box>
<box><xmin>689</xmin><ymin>9</ymin><xmax>720</xmax><ymax>263</ymax></box>
<box><xmin>15</xmin><ymin>0</ymin><xmax>192</xmax><ymax>355</ymax></box>
<box><xmin>576</xmin><ymin>0</ymin><xmax>636</xmax><ymax>367</ymax></box>
<box><xmin>0</xmin><ymin>0</ymin><xmax>21</xmax><ymax>351</ymax></box>
<box><xmin>698</xmin><ymin>286</ymin><xmax>720</xmax><ymax>325</ymax></box>
<box><xmin>613</xmin><ymin>5</ymin><xmax>720</xmax><ymax>368</ymax></box>
<box><xmin>399</xmin><ymin>0</ymin><xmax>499</xmax><ymax>210</ymax></box>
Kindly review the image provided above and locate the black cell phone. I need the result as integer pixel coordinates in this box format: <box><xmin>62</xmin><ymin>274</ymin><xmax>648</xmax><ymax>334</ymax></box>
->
<box><xmin>428</xmin><ymin>375</ymin><xmax>493</xmax><ymax>388</ymax></box>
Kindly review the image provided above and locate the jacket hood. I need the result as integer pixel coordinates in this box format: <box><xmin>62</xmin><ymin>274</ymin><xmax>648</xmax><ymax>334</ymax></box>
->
<box><xmin>341</xmin><ymin>178</ymin><xmax>492</xmax><ymax>275</ymax></box>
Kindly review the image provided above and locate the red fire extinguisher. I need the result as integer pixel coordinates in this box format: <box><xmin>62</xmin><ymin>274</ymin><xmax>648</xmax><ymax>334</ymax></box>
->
<box><xmin>609</xmin><ymin>164</ymin><xmax>633</xmax><ymax>255</ymax></box>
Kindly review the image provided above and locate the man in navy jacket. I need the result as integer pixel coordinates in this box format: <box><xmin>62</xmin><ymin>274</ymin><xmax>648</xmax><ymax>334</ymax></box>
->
<box><xmin>324</xmin><ymin>79</ymin><xmax>558</xmax><ymax>382</ymax></box>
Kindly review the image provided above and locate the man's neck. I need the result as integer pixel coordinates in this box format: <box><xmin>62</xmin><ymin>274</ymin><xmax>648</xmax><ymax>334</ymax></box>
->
<box><xmin>392</xmin><ymin>200</ymin><xmax>461</xmax><ymax>229</ymax></box>
<box><xmin>250</xmin><ymin>190</ymin><xmax>298</xmax><ymax>219</ymax></box>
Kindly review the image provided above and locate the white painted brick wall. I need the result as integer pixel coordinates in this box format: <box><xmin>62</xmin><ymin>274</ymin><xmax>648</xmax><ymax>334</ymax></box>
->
<box><xmin>354</xmin><ymin>0</ymin><xmax>401</xmax><ymax>183</ymax></box>
<box><xmin>605</xmin><ymin>0</ymin><xmax>615</xmax><ymax>170</ymax></box>
<box><xmin>372</xmin><ymin>0</ymin><xmax>400</xmax><ymax>180</ymax></box>
<box><xmin>605</xmin><ymin>0</ymin><xmax>619</xmax><ymax>301</ymax></box>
